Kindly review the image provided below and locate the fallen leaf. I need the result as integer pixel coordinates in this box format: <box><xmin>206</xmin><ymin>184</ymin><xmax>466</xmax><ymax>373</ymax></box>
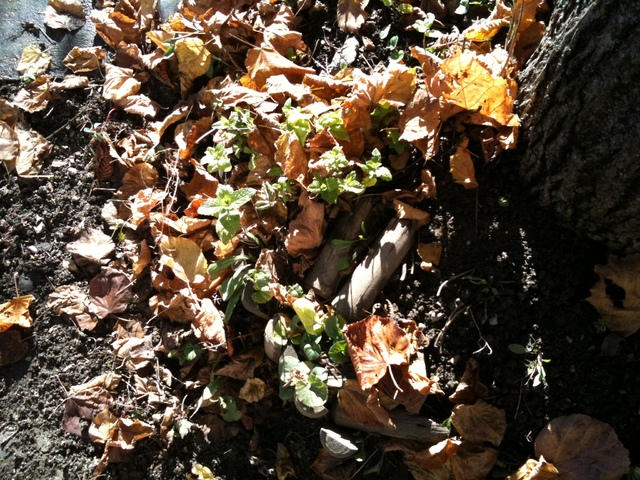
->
<box><xmin>245</xmin><ymin>45</ymin><xmax>315</xmax><ymax>89</ymax></box>
<box><xmin>238</xmin><ymin>378</ymin><xmax>267</xmax><ymax>403</ymax></box>
<box><xmin>17</xmin><ymin>45</ymin><xmax>52</xmax><ymax>78</ymax></box>
<box><xmin>45</xmin><ymin>0</ymin><xmax>86</xmax><ymax>31</ymax></box>
<box><xmin>215</xmin><ymin>348</ymin><xmax>264</xmax><ymax>380</ymax></box>
<box><xmin>450</xmin><ymin>138</ymin><xmax>478</xmax><ymax>189</ymax></box>
<box><xmin>276</xmin><ymin>443</ymin><xmax>295</xmax><ymax>480</ymax></box>
<box><xmin>285</xmin><ymin>192</ymin><xmax>325</xmax><ymax>258</ymax></box>
<box><xmin>159</xmin><ymin>235</ymin><xmax>208</xmax><ymax>284</ymax></box>
<box><xmin>417</xmin><ymin>242</ymin><xmax>442</xmax><ymax>272</ymax></box>
<box><xmin>0</xmin><ymin>99</ymin><xmax>20</xmax><ymax>127</ymax></box>
<box><xmin>13</xmin><ymin>76</ymin><xmax>52</xmax><ymax>113</ymax></box>
<box><xmin>407</xmin><ymin>441</ymin><xmax>499</xmax><ymax>480</ymax></box>
<box><xmin>337</xmin><ymin>382</ymin><xmax>390</xmax><ymax>428</ymax></box>
<box><xmin>0</xmin><ymin>295</ymin><xmax>35</xmax><ymax>332</ymax></box>
<box><xmin>49</xmin><ymin>75</ymin><xmax>90</xmax><ymax>91</ymax></box>
<box><xmin>337</xmin><ymin>0</ymin><xmax>369</xmax><ymax>34</ymax></box>
<box><xmin>192</xmin><ymin>298</ymin><xmax>226</xmax><ymax>347</ymax></box>
<box><xmin>451</xmin><ymin>400</ymin><xmax>506</xmax><ymax>447</ymax></box>
<box><xmin>117</xmin><ymin>163</ymin><xmax>159</xmax><ymax>199</ymax></box>
<box><xmin>311</xmin><ymin>448</ymin><xmax>355</xmax><ymax>480</ymax></box>
<box><xmin>506</xmin><ymin>456</ymin><xmax>559</xmax><ymax>480</ymax></box>
<box><xmin>112</xmin><ymin>336</ymin><xmax>155</xmax><ymax>371</ymax></box>
<box><xmin>0</xmin><ymin>121</ymin><xmax>20</xmax><ymax>172</ymax></box>
<box><xmin>449</xmin><ymin>358</ymin><xmax>489</xmax><ymax>405</ymax></box>
<box><xmin>275</xmin><ymin>130</ymin><xmax>308</xmax><ymax>185</ymax></box>
<box><xmin>64</xmin><ymin>373</ymin><xmax>121</xmax><ymax>436</ymax></box>
<box><xmin>534</xmin><ymin>414</ymin><xmax>630</xmax><ymax>480</ymax></box>
<box><xmin>64</xmin><ymin>46</ymin><xmax>107</xmax><ymax>73</ymax></box>
<box><xmin>387</xmin><ymin>438</ymin><xmax>461</xmax><ymax>470</ymax></box>
<box><xmin>103</xmin><ymin>64</ymin><xmax>141</xmax><ymax>101</ymax></box>
<box><xmin>343</xmin><ymin>315</ymin><xmax>410</xmax><ymax>390</ymax></box>
<box><xmin>398</xmin><ymin>88</ymin><xmax>441</xmax><ymax>161</ymax></box>
<box><xmin>0</xmin><ymin>330</ymin><xmax>29</xmax><ymax>365</ymax></box>
<box><xmin>587</xmin><ymin>253</ymin><xmax>640</xmax><ymax>336</ymax></box>
<box><xmin>89</xmin><ymin>408</ymin><xmax>118</xmax><ymax>443</ymax></box>
<box><xmin>393</xmin><ymin>199</ymin><xmax>430</xmax><ymax>225</ymax></box>
<box><xmin>66</xmin><ymin>228</ymin><xmax>115</xmax><ymax>266</ymax></box>
<box><xmin>114</xmin><ymin>94</ymin><xmax>160</xmax><ymax>118</ymax></box>
<box><xmin>88</xmin><ymin>268</ymin><xmax>133</xmax><ymax>319</ymax></box>
<box><xmin>111</xmin><ymin>417</ymin><xmax>155</xmax><ymax>449</ymax></box>
<box><xmin>15</xmin><ymin>126</ymin><xmax>51</xmax><ymax>176</ymax></box>
<box><xmin>175</xmin><ymin>37</ymin><xmax>212</xmax><ymax>96</ymax></box>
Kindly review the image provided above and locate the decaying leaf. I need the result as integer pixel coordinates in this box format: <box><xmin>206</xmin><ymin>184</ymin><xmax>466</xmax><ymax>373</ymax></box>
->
<box><xmin>534</xmin><ymin>414</ymin><xmax>630</xmax><ymax>480</ymax></box>
<box><xmin>587</xmin><ymin>253</ymin><xmax>640</xmax><ymax>336</ymax></box>
<box><xmin>238</xmin><ymin>378</ymin><xmax>267</xmax><ymax>403</ymax></box>
<box><xmin>506</xmin><ymin>456</ymin><xmax>559</xmax><ymax>480</ymax></box>
<box><xmin>66</xmin><ymin>228</ymin><xmax>115</xmax><ymax>266</ymax></box>
<box><xmin>387</xmin><ymin>438</ymin><xmax>461</xmax><ymax>470</ymax></box>
<box><xmin>406</xmin><ymin>441</ymin><xmax>499</xmax><ymax>480</ymax></box>
<box><xmin>44</xmin><ymin>0</ymin><xmax>86</xmax><ymax>31</ymax></box>
<box><xmin>285</xmin><ymin>192</ymin><xmax>325</xmax><ymax>258</ymax></box>
<box><xmin>337</xmin><ymin>0</ymin><xmax>370</xmax><ymax>34</ymax></box>
<box><xmin>344</xmin><ymin>315</ymin><xmax>410</xmax><ymax>390</ymax></box>
<box><xmin>417</xmin><ymin>242</ymin><xmax>442</xmax><ymax>272</ymax></box>
<box><xmin>63</xmin><ymin>373</ymin><xmax>122</xmax><ymax>436</ymax></box>
<box><xmin>0</xmin><ymin>330</ymin><xmax>29</xmax><ymax>366</ymax></box>
<box><xmin>276</xmin><ymin>443</ymin><xmax>295</xmax><ymax>480</ymax></box>
<box><xmin>47</xmin><ymin>284</ymin><xmax>98</xmax><ymax>331</ymax></box>
<box><xmin>88</xmin><ymin>268</ymin><xmax>133</xmax><ymax>319</ymax></box>
<box><xmin>451</xmin><ymin>400</ymin><xmax>506</xmax><ymax>447</ymax></box>
<box><xmin>0</xmin><ymin>295</ymin><xmax>35</xmax><ymax>332</ymax></box>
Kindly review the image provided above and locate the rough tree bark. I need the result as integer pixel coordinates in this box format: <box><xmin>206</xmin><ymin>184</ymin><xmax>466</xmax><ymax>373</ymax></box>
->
<box><xmin>518</xmin><ymin>0</ymin><xmax>640</xmax><ymax>253</ymax></box>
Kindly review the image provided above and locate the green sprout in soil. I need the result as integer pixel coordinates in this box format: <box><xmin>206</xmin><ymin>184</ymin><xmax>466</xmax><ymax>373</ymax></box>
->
<box><xmin>508</xmin><ymin>338</ymin><xmax>550</xmax><ymax>389</ymax></box>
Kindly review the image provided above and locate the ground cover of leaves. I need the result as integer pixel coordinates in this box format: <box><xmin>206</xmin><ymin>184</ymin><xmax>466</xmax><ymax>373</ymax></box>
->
<box><xmin>1</xmin><ymin>1</ymin><xmax>639</xmax><ymax>479</ymax></box>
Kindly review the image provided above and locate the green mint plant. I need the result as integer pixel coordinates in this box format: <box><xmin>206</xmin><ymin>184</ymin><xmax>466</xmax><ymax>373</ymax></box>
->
<box><xmin>282</xmin><ymin>99</ymin><xmax>312</xmax><ymax>145</ymax></box>
<box><xmin>316</xmin><ymin>110</ymin><xmax>349</xmax><ymax>141</ymax></box>
<box><xmin>197</xmin><ymin>185</ymin><xmax>256</xmax><ymax>243</ymax></box>
<box><xmin>212</xmin><ymin>107</ymin><xmax>255</xmax><ymax>157</ymax></box>
<box><xmin>360</xmin><ymin>149</ymin><xmax>392</xmax><ymax>187</ymax></box>
<box><xmin>308</xmin><ymin>147</ymin><xmax>365</xmax><ymax>204</ymax></box>
<box><xmin>201</xmin><ymin>143</ymin><xmax>232</xmax><ymax>174</ymax></box>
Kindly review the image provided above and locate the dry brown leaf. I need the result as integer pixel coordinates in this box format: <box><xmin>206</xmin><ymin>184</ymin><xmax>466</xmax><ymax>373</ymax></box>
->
<box><xmin>49</xmin><ymin>75</ymin><xmax>90</xmax><ymax>91</ymax></box>
<box><xmin>45</xmin><ymin>0</ymin><xmax>86</xmax><ymax>31</ymax></box>
<box><xmin>0</xmin><ymin>99</ymin><xmax>20</xmax><ymax>127</ymax></box>
<box><xmin>276</xmin><ymin>443</ymin><xmax>295</xmax><ymax>480</ymax></box>
<box><xmin>587</xmin><ymin>253</ymin><xmax>640</xmax><ymax>336</ymax></box>
<box><xmin>66</xmin><ymin>228</ymin><xmax>115</xmax><ymax>266</ymax></box>
<box><xmin>64</xmin><ymin>46</ymin><xmax>106</xmax><ymax>73</ymax></box>
<box><xmin>89</xmin><ymin>408</ymin><xmax>118</xmax><ymax>443</ymax></box>
<box><xmin>451</xmin><ymin>400</ymin><xmax>506</xmax><ymax>446</ymax></box>
<box><xmin>0</xmin><ymin>295</ymin><xmax>35</xmax><ymax>332</ymax></box>
<box><xmin>406</xmin><ymin>441</ymin><xmax>499</xmax><ymax>480</ymax></box>
<box><xmin>245</xmin><ymin>45</ymin><xmax>315</xmax><ymax>89</ymax></box>
<box><xmin>175</xmin><ymin>37</ymin><xmax>212</xmax><ymax>96</ymax></box>
<box><xmin>192</xmin><ymin>298</ymin><xmax>226</xmax><ymax>347</ymax></box>
<box><xmin>111</xmin><ymin>417</ymin><xmax>155</xmax><ymax>449</ymax></box>
<box><xmin>214</xmin><ymin>348</ymin><xmax>264</xmax><ymax>380</ymax></box>
<box><xmin>275</xmin><ymin>130</ymin><xmax>308</xmax><ymax>185</ymax></box>
<box><xmin>337</xmin><ymin>0</ymin><xmax>370</xmax><ymax>34</ymax></box>
<box><xmin>131</xmin><ymin>239</ymin><xmax>151</xmax><ymax>278</ymax></box>
<box><xmin>343</xmin><ymin>315</ymin><xmax>410</xmax><ymax>390</ymax></box>
<box><xmin>63</xmin><ymin>373</ymin><xmax>121</xmax><ymax>436</ymax></box>
<box><xmin>388</xmin><ymin>438</ymin><xmax>462</xmax><ymax>470</ymax></box>
<box><xmin>398</xmin><ymin>88</ymin><xmax>441</xmax><ymax>160</ymax></box>
<box><xmin>378</xmin><ymin>363</ymin><xmax>441</xmax><ymax>413</ymax></box>
<box><xmin>15</xmin><ymin>126</ymin><xmax>51</xmax><ymax>176</ymax></box>
<box><xmin>285</xmin><ymin>192</ymin><xmax>325</xmax><ymax>258</ymax></box>
<box><xmin>90</xmin><ymin>6</ymin><xmax>142</xmax><ymax>48</ymax></box>
<box><xmin>417</xmin><ymin>242</ymin><xmax>442</xmax><ymax>272</ymax></box>
<box><xmin>506</xmin><ymin>456</ymin><xmax>559</xmax><ymax>480</ymax></box>
<box><xmin>311</xmin><ymin>448</ymin><xmax>355</xmax><ymax>480</ymax></box>
<box><xmin>159</xmin><ymin>235</ymin><xmax>208</xmax><ymax>284</ymax></box>
<box><xmin>115</xmin><ymin>94</ymin><xmax>160</xmax><ymax>118</ymax></box>
<box><xmin>0</xmin><ymin>121</ymin><xmax>20</xmax><ymax>172</ymax></box>
<box><xmin>112</xmin><ymin>336</ymin><xmax>155</xmax><ymax>372</ymax></box>
<box><xmin>239</xmin><ymin>378</ymin><xmax>267</xmax><ymax>403</ymax></box>
<box><xmin>449</xmin><ymin>358</ymin><xmax>488</xmax><ymax>405</ymax></box>
<box><xmin>0</xmin><ymin>330</ymin><xmax>29</xmax><ymax>366</ymax></box>
<box><xmin>17</xmin><ymin>45</ymin><xmax>52</xmax><ymax>78</ymax></box>
<box><xmin>103</xmin><ymin>64</ymin><xmax>141</xmax><ymax>101</ymax></box>
<box><xmin>129</xmin><ymin>188</ymin><xmax>167</xmax><ymax>226</ymax></box>
<box><xmin>117</xmin><ymin>163</ymin><xmax>159</xmax><ymax>199</ymax></box>
<box><xmin>337</xmin><ymin>380</ymin><xmax>391</xmax><ymax>428</ymax></box>
<box><xmin>534</xmin><ymin>414</ymin><xmax>630</xmax><ymax>480</ymax></box>
<box><xmin>13</xmin><ymin>76</ymin><xmax>52</xmax><ymax>113</ymax></box>
<box><xmin>393</xmin><ymin>199</ymin><xmax>430</xmax><ymax>225</ymax></box>
<box><xmin>88</xmin><ymin>268</ymin><xmax>133</xmax><ymax>319</ymax></box>
<box><xmin>450</xmin><ymin>139</ymin><xmax>478</xmax><ymax>189</ymax></box>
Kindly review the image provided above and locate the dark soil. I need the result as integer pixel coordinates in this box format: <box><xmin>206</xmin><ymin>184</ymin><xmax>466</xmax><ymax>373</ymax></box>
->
<box><xmin>1</xmin><ymin>2</ymin><xmax>639</xmax><ymax>480</ymax></box>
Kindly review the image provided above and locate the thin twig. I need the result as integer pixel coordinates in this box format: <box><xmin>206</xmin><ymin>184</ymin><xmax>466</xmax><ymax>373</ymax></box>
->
<box><xmin>434</xmin><ymin>305</ymin><xmax>467</xmax><ymax>354</ymax></box>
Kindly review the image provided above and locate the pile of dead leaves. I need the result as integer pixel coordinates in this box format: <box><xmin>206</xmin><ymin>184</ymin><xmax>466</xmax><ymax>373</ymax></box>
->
<box><xmin>0</xmin><ymin>0</ymin><xmax>632</xmax><ymax>478</ymax></box>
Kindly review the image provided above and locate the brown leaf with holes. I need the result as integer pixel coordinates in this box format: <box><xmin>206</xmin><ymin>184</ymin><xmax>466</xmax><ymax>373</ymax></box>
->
<box><xmin>343</xmin><ymin>315</ymin><xmax>410</xmax><ymax>390</ymax></box>
<box><xmin>587</xmin><ymin>253</ymin><xmax>640</xmax><ymax>336</ymax></box>
<box><xmin>534</xmin><ymin>414</ymin><xmax>630</xmax><ymax>480</ymax></box>
<box><xmin>451</xmin><ymin>400</ymin><xmax>506</xmax><ymax>447</ymax></box>
<box><xmin>337</xmin><ymin>0</ymin><xmax>370</xmax><ymax>34</ymax></box>
<box><xmin>506</xmin><ymin>456</ymin><xmax>559</xmax><ymax>480</ymax></box>
<box><xmin>88</xmin><ymin>268</ymin><xmax>133</xmax><ymax>319</ymax></box>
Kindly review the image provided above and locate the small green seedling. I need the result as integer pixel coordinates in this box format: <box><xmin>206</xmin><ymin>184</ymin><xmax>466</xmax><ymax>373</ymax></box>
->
<box><xmin>508</xmin><ymin>340</ymin><xmax>550</xmax><ymax>389</ymax></box>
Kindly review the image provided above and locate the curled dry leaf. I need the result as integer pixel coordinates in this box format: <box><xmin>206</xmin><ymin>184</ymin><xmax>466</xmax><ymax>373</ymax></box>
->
<box><xmin>0</xmin><ymin>295</ymin><xmax>35</xmax><ymax>332</ymax></box>
<box><xmin>17</xmin><ymin>45</ymin><xmax>52</xmax><ymax>78</ymax></box>
<box><xmin>49</xmin><ymin>75</ymin><xmax>90</xmax><ymax>91</ymax></box>
<box><xmin>417</xmin><ymin>242</ymin><xmax>442</xmax><ymax>272</ymax></box>
<box><xmin>506</xmin><ymin>456</ymin><xmax>559</xmax><ymax>480</ymax></box>
<box><xmin>89</xmin><ymin>408</ymin><xmax>118</xmax><ymax>443</ymax></box>
<box><xmin>534</xmin><ymin>414</ymin><xmax>630</xmax><ymax>480</ymax></box>
<box><xmin>238</xmin><ymin>378</ymin><xmax>267</xmax><ymax>403</ymax></box>
<box><xmin>245</xmin><ymin>45</ymin><xmax>315</xmax><ymax>89</ymax></box>
<box><xmin>64</xmin><ymin>46</ymin><xmax>107</xmax><ymax>73</ymax></box>
<box><xmin>587</xmin><ymin>253</ymin><xmax>640</xmax><ymax>336</ymax></box>
<box><xmin>387</xmin><ymin>438</ymin><xmax>461</xmax><ymax>470</ymax></box>
<box><xmin>450</xmin><ymin>138</ymin><xmax>478</xmax><ymax>189</ymax></box>
<box><xmin>393</xmin><ymin>199</ymin><xmax>430</xmax><ymax>225</ymax></box>
<box><xmin>45</xmin><ymin>0</ymin><xmax>86</xmax><ymax>31</ymax></box>
<box><xmin>66</xmin><ymin>228</ymin><xmax>115</xmax><ymax>266</ymax></box>
<box><xmin>451</xmin><ymin>400</ymin><xmax>506</xmax><ymax>447</ymax></box>
<box><xmin>343</xmin><ymin>315</ymin><xmax>410</xmax><ymax>390</ymax></box>
<box><xmin>337</xmin><ymin>0</ymin><xmax>370</xmax><ymax>34</ymax></box>
<box><xmin>276</xmin><ymin>443</ymin><xmax>295</xmax><ymax>480</ymax></box>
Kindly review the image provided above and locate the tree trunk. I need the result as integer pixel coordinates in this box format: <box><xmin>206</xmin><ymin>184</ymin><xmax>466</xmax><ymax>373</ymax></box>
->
<box><xmin>518</xmin><ymin>0</ymin><xmax>640</xmax><ymax>253</ymax></box>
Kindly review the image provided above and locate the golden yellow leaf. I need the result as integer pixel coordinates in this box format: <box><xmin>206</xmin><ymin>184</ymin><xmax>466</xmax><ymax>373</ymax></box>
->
<box><xmin>587</xmin><ymin>253</ymin><xmax>640</xmax><ymax>336</ymax></box>
<box><xmin>417</xmin><ymin>242</ymin><xmax>442</xmax><ymax>271</ymax></box>
<box><xmin>159</xmin><ymin>235</ymin><xmax>208</xmax><ymax>284</ymax></box>
<box><xmin>506</xmin><ymin>456</ymin><xmax>559</xmax><ymax>480</ymax></box>
<box><xmin>450</xmin><ymin>139</ymin><xmax>478</xmax><ymax>189</ymax></box>
<box><xmin>463</xmin><ymin>18</ymin><xmax>510</xmax><ymax>42</ymax></box>
<box><xmin>17</xmin><ymin>45</ymin><xmax>52</xmax><ymax>78</ymax></box>
<box><xmin>0</xmin><ymin>295</ymin><xmax>35</xmax><ymax>332</ymax></box>
<box><xmin>175</xmin><ymin>37</ymin><xmax>212</xmax><ymax>96</ymax></box>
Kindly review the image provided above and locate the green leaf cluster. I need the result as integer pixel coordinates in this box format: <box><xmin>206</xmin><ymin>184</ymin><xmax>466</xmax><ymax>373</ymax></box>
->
<box><xmin>198</xmin><ymin>185</ymin><xmax>256</xmax><ymax>243</ymax></box>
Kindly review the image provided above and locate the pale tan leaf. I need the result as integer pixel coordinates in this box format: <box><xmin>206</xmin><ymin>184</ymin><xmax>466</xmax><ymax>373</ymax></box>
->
<box><xmin>63</xmin><ymin>46</ymin><xmax>106</xmax><ymax>73</ymax></box>
<box><xmin>451</xmin><ymin>400</ymin><xmax>506</xmax><ymax>447</ymax></box>
<box><xmin>15</xmin><ymin>126</ymin><xmax>51</xmax><ymax>176</ymax></box>
<box><xmin>393</xmin><ymin>199</ymin><xmax>430</xmax><ymax>225</ymax></box>
<box><xmin>587</xmin><ymin>253</ymin><xmax>640</xmax><ymax>336</ymax></box>
<box><xmin>45</xmin><ymin>0</ymin><xmax>86</xmax><ymax>31</ymax></box>
<box><xmin>159</xmin><ymin>235</ymin><xmax>208</xmax><ymax>284</ymax></box>
<box><xmin>66</xmin><ymin>228</ymin><xmax>115</xmax><ymax>266</ymax></box>
<box><xmin>0</xmin><ymin>121</ymin><xmax>20</xmax><ymax>172</ymax></box>
<box><xmin>239</xmin><ymin>378</ymin><xmax>267</xmax><ymax>403</ymax></box>
<box><xmin>192</xmin><ymin>298</ymin><xmax>226</xmax><ymax>346</ymax></box>
<box><xmin>17</xmin><ymin>45</ymin><xmax>52</xmax><ymax>78</ymax></box>
<box><xmin>49</xmin><ymin>75</ymin><xmax>90</xmax><ymax>91</ymax></box>
<box><xmin>506</xmin><ymin>456</ymin><xmax>559</xmax><ymax>480</ymax></box>
<box><xmin>534</xmin><ymin>414</ymin><xmax>630</xmax><ymax>480</ymax></box>
<box><xmin>337</xmin><ymin>0</ymin><xmax>370</xmax><ymax>34</ymax></box>
<box><xmin>89</xmin><ymin>408</ymin><xmax>118</xmax><ymax>443</ymax></box>
<box><xmin>114</xmin><ymin>94</ymin><xmax>160</xmax><ymax>118</ymax></box>
<box><xmin>13</xmin><ymin>76</ymin><xmax>52</xmax><ymax>113</ymax></box>
<box><xmin>417</xmin><ymin>242</ymin><xmax>442</xmax><ymax>272</ymax></box>
<box><xmin>111</xmin><ymin>417</ymin><xmax>155</xmax><ymax>449</ymax></box>
<box><xmin>0</xmin><ymin>295</ymin><xmax>35</xmax><ymax>332</ymax></box>
<box><xmin>103</xmin><ymin>64</ymin><xmax>141</xmax><ymax>101</ymax></box>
